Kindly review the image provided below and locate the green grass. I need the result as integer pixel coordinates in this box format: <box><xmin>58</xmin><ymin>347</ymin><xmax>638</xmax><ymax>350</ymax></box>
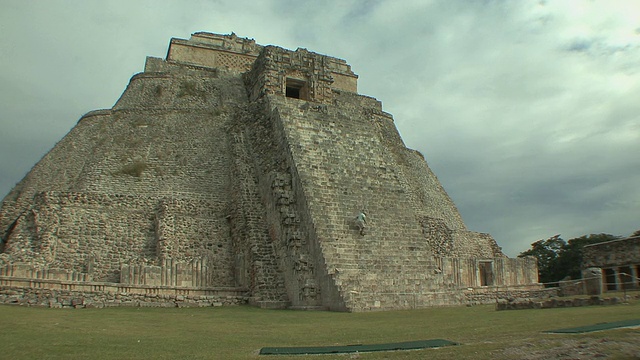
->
<box><xmin>0</xmin><ymin>299</ymin><xmax>638</xmax><ymax>359</ymax></box>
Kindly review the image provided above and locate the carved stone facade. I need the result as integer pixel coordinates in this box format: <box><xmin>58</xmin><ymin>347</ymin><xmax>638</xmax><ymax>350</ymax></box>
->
<box><xmin>0</xmin><ymin>32</ymin><xmax>539</xmax><ymax>311</ymax></box>
<box><xmin>582</xmin><ymin>236</ymin><xmax>640</xmax><ymax>292</ymax></box>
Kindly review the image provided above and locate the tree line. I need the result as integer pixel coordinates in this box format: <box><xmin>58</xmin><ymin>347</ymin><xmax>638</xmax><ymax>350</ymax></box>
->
<box><xmin>517</xmin><ymin>229</ymin><xmax>640</xmax><ymax>285</ymax></box>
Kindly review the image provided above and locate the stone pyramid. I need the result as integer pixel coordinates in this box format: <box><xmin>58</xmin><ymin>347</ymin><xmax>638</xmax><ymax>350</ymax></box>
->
<box><xmin>0</xmin><ymin>32</ymin><xmax>539</xmax><ymax>311</ymax></box>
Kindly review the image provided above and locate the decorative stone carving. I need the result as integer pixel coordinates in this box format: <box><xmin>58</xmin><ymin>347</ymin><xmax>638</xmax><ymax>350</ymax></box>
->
<box><xmin>300</xmin><ymin>278</ymin><xmax>319</xmax><ymax>301</ymax></box>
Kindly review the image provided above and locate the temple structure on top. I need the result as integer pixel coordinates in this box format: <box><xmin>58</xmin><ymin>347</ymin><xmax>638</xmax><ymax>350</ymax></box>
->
<box><xmin>0</xmin><ymin>32</ymin><xmax>539</xmax><ymax>311</ymax></box>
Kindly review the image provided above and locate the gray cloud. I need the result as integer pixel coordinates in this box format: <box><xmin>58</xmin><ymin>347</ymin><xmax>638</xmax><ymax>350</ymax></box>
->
<box><xmin>1</xmin><ymin>0</ymin><xmax>638</xmax><ymax>256</ymax></box>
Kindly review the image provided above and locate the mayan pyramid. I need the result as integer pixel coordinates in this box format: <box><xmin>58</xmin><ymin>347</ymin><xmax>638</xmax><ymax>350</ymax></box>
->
<box><xmin>0</xmin><ymin>32</ymin><xmax>539</xmax><ymax>311</ymax></box>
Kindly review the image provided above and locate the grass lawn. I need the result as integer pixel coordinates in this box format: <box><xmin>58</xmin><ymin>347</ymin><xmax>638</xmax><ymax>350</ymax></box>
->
<box><xmin>0</xmin><ymin>295</ymin><xmax>638</xmax><ymax>359</ymax></box>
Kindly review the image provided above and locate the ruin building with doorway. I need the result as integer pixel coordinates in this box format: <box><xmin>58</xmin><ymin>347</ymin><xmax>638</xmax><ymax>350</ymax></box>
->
<box><xmin>0</xmin><ymin>32</ymin><xmax>539</xmax><ymax>311</ymax></box>
<box><xmin>583</xmin><ymin>235</ymin><xmax>640</xmax><ymax>293</ymax></box>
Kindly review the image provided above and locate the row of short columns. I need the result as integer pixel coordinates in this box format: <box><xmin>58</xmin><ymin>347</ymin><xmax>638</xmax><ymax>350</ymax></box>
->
<box><xmin>603</xmin><ymin>265</ymin><xmax>639</xmax><ymax>291</ymax></box>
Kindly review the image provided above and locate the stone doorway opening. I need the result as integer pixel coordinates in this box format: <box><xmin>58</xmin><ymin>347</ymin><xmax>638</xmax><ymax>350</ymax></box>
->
<box><xmin>619</xmin><ymin>266</ymin><xmax>634</xmax><ymax>290</ymax></box>
<box><xmin>604</xmin><ymin>268</ymin><xmax>617</xmax><ymax>291</ymax></box>
<box><xmin>479</xmin><ymin>261</ymin><xmax>494</xmax><ymax>286</ymax></box>
<box><xmin>286</xmin><ymin>78</ymin><xmax>309</xmax><ymax>100</ymax></box>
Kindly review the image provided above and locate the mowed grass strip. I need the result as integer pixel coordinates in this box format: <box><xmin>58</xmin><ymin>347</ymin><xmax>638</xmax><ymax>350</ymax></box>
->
<box><xmin>0</xmin><ymin>297</ymin><xmax>638</xmax><ymax>360</ymax></box>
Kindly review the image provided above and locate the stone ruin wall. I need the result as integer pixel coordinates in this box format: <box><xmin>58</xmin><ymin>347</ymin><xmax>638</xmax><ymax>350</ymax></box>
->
<box><xmin>1</xmin><ymin>191</ymin><xmax>236</xmax><ymax>286</ymax></box>
<box><xmin>0</xmin><ymin>262</ymin><xmax>248</xmax><ymax>308</ymax></box>
<box><xmin>4</xmin><ymin>192</ymin><xmax>156</xmax><ymax>282</ymax></box>
<box><xmin>0</xmin><ymin>32</ymin><xmax>540</xmax><ymax>311</ymax></box>
<box><xmin>226</xmin><ymin>112</ymin><xmax>290</xmax><ymax>307</ymax></box>
<box><xmin>0</xmin><ymin>49</ymin><xmax>250</xmax><ymax>290</ymax></box>
<box><xmin>248</xmin><ymin>117</ymin><xmax>329</xmax><ymax>309</ymax></box>
<box><xmin>166</xmin><ymin>32</ymin><xmax>261</xmax><ymax>72</ymax></box>
<box><xmin>244</xmin><ymin>45</ymin><xmax>357</xmax><ymax>104</ymax></box>
<box><xmin>241</xmin><ymin>44</ymin><xmax>533</xmax><ymax>310</ymax></box>
<box><xmin>582</xmin><ymin>237</ymin><xmax>640</xmax><ymax>292</ymax></box>
<box><xmin>583</xmin><ymin>237</ymin><xmax>640</xmax><ymax>269</ymax></box>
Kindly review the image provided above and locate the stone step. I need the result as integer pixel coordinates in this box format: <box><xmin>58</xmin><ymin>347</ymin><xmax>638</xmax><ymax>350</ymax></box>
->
<box><xmin>326</xmin><ymin>258</ymin><xmax>440</xmax><ymax>270</ymax></box>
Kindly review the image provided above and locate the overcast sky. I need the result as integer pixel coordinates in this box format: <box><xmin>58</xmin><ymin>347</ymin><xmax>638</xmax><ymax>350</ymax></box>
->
<box><xmin>1</xmin><ymin>0</ymin><xmax>639</xmax><ymax>256</ymax></box>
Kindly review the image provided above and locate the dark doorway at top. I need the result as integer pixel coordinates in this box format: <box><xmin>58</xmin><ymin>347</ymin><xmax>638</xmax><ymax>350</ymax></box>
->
<box><xmin>286</xmin><ymin>78</ymin><xmax>308</xmax><ymax>100</ymax></box>
<box><xmin>286</xmin><ymin>86</ymin><xmax>301</xmax><ymax>99</ymax></box>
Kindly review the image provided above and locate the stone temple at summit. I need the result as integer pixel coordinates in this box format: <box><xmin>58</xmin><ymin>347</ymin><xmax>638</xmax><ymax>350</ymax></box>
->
<box><xmin>0</xmin><ymin>32</ymin><xmax>539</xmax><ymax>311</ymax></box>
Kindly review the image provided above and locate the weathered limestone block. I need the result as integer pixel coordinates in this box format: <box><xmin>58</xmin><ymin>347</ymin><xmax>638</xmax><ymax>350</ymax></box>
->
<box><xmin>582</xmin><ymin>267</ymin><xmax>603</xmax><ymax>295</ymax></box>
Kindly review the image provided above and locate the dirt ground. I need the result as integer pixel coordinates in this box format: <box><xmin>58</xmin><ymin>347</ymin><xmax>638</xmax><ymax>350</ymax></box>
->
<box><xmin>500</xmin><ymin>332</ymin><xmax>640</xmax><ymax>359</ymax></box>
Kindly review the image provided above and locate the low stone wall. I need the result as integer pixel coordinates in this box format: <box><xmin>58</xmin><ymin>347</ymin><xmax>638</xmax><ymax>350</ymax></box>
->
<box><xmin>0</xmin><ymin>276</ymin><xmax>248</xmax><ymax>308</ymax></box>
<box><xmin>495</xmin><ymin>295</ymin><xmax>640</xmax><ymax>311</ymax></box>
<box><xmin>464</xmin><ymin>285</ymin><xmax>556</xmax><ymax>305</ymax></box>
<box><xmin>558</xmin><ymin>278</ymin><xmax>585</xmax><ymax>296</ymax></box>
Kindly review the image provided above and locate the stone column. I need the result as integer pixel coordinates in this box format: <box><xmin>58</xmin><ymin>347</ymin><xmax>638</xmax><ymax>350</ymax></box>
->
<box><xmin>613</xmin><ymin>268</ymin><xmax>621</xmax><ymax>291</ymax></box>
<box><xmin>632</xmin><ymin>266</ymin><xmax>639</xmax><ymax>289</ymax></box>
<box><xmin>582</xmin><ymin>267</ymin><xmax>603</xmax><ymax>296</ymax></box>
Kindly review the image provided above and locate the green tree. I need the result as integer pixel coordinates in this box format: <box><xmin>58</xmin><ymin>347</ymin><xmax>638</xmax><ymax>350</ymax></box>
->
<box><xmin>518</xmin><ymin>234</ymin><xmax>566</xmax><ymax>285</ymax></box>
